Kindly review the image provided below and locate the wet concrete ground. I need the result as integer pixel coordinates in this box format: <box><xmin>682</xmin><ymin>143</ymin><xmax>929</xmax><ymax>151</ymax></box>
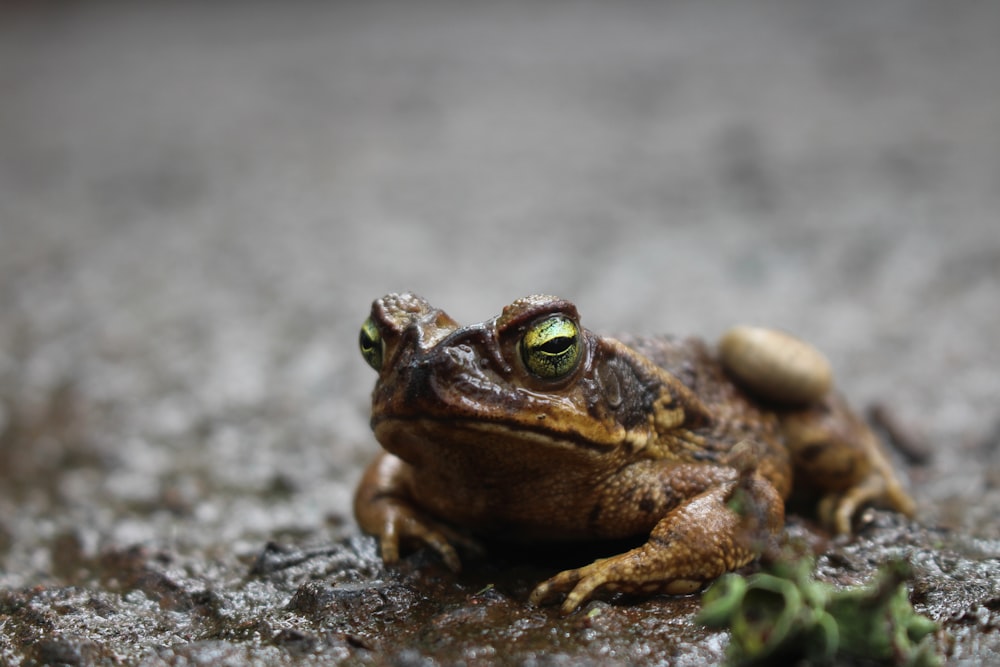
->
<box><xmin>2</xmin><ymin>1</ymin><xmax>999</xmax><ymax>664</ymax></box>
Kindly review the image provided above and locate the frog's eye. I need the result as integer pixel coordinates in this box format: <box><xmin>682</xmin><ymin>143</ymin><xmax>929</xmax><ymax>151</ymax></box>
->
<box><xmin>521</xmin><ymin>314</ymin><xmax>582</xmax><ymax>380</ymax></box>
<box><xmin>359</xmin><ymin>318</ymin><xmax>384</xmax><ymax>371</ymax></box>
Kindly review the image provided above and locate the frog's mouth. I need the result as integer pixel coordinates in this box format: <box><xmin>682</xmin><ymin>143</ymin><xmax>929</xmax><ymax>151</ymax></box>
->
<box><xmin>372</xmin><ymin>414</ymin><xmax>620</xmax><ymax>472</ymax></box>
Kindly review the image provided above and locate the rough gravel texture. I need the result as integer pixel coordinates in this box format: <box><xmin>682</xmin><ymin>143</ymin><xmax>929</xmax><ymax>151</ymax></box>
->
<box><xmin>2</xmin><ymin>1</ymin><xmax>999</xmax><ymax>665</ymax></box>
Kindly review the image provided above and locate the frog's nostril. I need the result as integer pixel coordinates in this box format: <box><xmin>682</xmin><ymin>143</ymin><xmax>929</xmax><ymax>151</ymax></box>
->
<box><xmin>438</xmin><ymin>326</ymin><xmax>509</xmax><ymax>375</ymax></box>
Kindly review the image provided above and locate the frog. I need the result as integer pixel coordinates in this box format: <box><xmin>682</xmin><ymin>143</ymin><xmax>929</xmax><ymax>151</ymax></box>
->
<box><xmin>353</xmin><ymin>293</ymin><xmax>916</xmax><ymax>614</ymax></box>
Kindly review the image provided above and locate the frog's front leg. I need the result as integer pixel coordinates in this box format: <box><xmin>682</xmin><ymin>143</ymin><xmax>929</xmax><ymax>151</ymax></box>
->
<box><xmin>529</xmin><ymin>460</ymin><xmax>784</xmax><ymax>614</ymax></box>
<box><xmin>354</xmin><ymin>451</ymin><xmax>478</xmax><ymax>572</ymax></box>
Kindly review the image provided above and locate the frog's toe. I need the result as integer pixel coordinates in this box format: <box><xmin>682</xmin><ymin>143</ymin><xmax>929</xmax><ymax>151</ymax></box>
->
<box><xmin>818</xmin><ymin>472</ymin><xmax>916</xmax><ymax>534</ymax></box>
<box><xmin>380</xmin><ymin>511</ymin><xmax>476</xmax><ymax>572</ymax></box>
<box><xmin>529</xmin><ymin>563</ymin><xmax>602</xmax><ymax>614</ymax></box>
<box><xmin>818</xmin><ymin>493</ymin><xmax>854</xmax><ymax>535</ymax></box>
<box><xmin>377</xmin><ymin>530</ymin><xmax>401</xmax><ymax>565</ymax></box>
<box><xmin>532</xmin><ymin>565</ymin><xmax>705</xmax><ymax>614</ymax></box>
<box><xmin>819</xmin><ymin>483</ymin><xmax>880</xmax><ymax>534</ymax></box>
<box><xmin>437</xmin><ymin>526</ymin><xmax>486</xmax><ymax>564</ymax></box>
<box><xmin>531</xmin><ymin>558</ymin><xmax>707</xmax><ymax>615</ymax></box>
<box><xmin>419</xmin><ymin>527</ymin><xmax>463</xmax><ymax>572</ymax></box>
<box><xmin>418</xmin><ymin>522</ymin><xmax>486</xmax><ymax>572</ymax></box>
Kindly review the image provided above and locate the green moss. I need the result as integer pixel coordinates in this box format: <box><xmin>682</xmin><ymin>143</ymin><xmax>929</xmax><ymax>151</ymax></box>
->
<box><xmin>697</xmin><ymin>558</ymin><xmax>939</xmax><ymax>666</ymax></box>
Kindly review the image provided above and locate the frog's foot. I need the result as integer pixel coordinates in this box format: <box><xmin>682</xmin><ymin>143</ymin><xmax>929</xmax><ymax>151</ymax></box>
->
<box><xmin>529</xmin><ymin>549</ymin><xmax>716</xmax><ymax>615</ymax></box>
<box><xmin>818</xmin><ymin>467</ymin><xmax>917</xmax><ymax>534</ymax></box>
<box><xmin>530</xmin><ymin>478</ymin><xmax>782</xmax><ymax>614</ymax></box>
<box><xmin>355</xmin><ymin>452</ymin><xmax>482</xmax><ymax>571</ymax></box>
<box><xmin>373</xmin><ymin>504</ymin><xmax>481</xmax><ymax>572</ymax></box>
<box><xmin>780</xmin><ymin>392</ymin><xmax>917</xmax><ymax>535</ymax></box>
<box><xmin>815</xmin><ymin>422</ymin><xmax>917</xmax><ymax>534</ymax></box>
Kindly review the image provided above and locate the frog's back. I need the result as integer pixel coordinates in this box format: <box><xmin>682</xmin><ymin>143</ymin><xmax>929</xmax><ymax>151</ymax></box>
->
<box><xmin>617</xmin><ymin>333</ymin><xmax>792</xmax><ymax>490</ymax></box>
<box><xmin>617</xmin><ymin>334</ymin><xmax>772</xmax><ymax>417</ymax></box>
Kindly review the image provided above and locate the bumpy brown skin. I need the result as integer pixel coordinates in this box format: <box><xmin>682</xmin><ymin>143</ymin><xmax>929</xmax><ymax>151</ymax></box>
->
<box><xmin>354</xmin><ymin>293</ymin><xmax>915</xmax><ymax>614</ymax></box>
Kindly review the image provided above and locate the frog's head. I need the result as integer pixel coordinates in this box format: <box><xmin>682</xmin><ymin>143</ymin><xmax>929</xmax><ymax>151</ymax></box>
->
<box><xmin>359</xmin><ymin>293</ymin><xmax>706</xmax><ymax>469</ymax></box>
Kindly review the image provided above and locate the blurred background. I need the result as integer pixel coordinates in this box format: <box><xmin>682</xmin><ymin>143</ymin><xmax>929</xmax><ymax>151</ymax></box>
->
<box><xmin>1</xmin><ymin>0</ymin><xmax>999</xmax><ymax>658</ymax></box>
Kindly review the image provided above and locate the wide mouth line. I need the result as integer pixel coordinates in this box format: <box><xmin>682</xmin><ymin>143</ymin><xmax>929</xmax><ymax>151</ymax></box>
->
<box><xmin>372</xmin><ymin>414</ymin><xmax>616</xmax><ymax>453</ymax></box>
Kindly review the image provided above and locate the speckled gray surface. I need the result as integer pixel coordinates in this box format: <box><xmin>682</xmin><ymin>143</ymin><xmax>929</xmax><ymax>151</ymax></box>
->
<box><xmin>2</xmin><ymin>1</ymin><xmax>999</xmax><ymax>665</ymax></box>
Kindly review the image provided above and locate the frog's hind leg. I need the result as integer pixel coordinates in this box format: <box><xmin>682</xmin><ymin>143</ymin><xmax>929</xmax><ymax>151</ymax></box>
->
<box><xmin>718</xmin><ymin>326</ymin><xmax>915</xmax><ymax>533</ymax></box>
<box><xmin>780</xmin><ymin>393</ymin><xmax>916</xmax><ymax>534</ymax></box>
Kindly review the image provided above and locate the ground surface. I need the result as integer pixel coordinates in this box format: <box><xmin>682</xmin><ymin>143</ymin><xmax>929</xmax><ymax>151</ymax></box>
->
<box><xmin>1</xmin><ymin>1</ymin><xmax>999</xmax><ymax>665</ymax></box>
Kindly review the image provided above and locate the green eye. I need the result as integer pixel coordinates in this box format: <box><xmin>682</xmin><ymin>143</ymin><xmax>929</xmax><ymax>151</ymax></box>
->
<box><xmin>521</xmin><ymin>315</ymin><xmax>582</xmax><ymax>380</ymax></box>
<box><xmin>359</xmin><ymin>318</ymin><xmax>384</xmax><ymax>370</ymax></box>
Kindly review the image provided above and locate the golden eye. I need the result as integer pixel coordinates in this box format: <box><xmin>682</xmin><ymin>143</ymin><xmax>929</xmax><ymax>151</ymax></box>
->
<box><xmin>359</xmin><ymin>318</ymin><xmax>384</xmax><ymax>371</ymax></box>
<box><xmin>521</xmin><ymin>314</ymin><xmax>582</xmax><ymax>380</ymax></box>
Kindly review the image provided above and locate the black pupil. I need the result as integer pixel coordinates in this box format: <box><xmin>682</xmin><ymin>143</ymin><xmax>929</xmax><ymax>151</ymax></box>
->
<box><xmin>538</xmin><ymin>336</ymin><xmax>573</xmax><ymax>355</ymax></box>
<box><xmin>360</xmin><ymin>331</ymin><xmax>373</xmax><ymax>351</ymax></box>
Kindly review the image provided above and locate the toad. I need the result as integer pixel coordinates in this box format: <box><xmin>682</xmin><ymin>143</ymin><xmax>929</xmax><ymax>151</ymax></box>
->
<box><xmin>354</xmin><ymin>293</ymin><xmax>915</xmax><ymax>613</ymax></box>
